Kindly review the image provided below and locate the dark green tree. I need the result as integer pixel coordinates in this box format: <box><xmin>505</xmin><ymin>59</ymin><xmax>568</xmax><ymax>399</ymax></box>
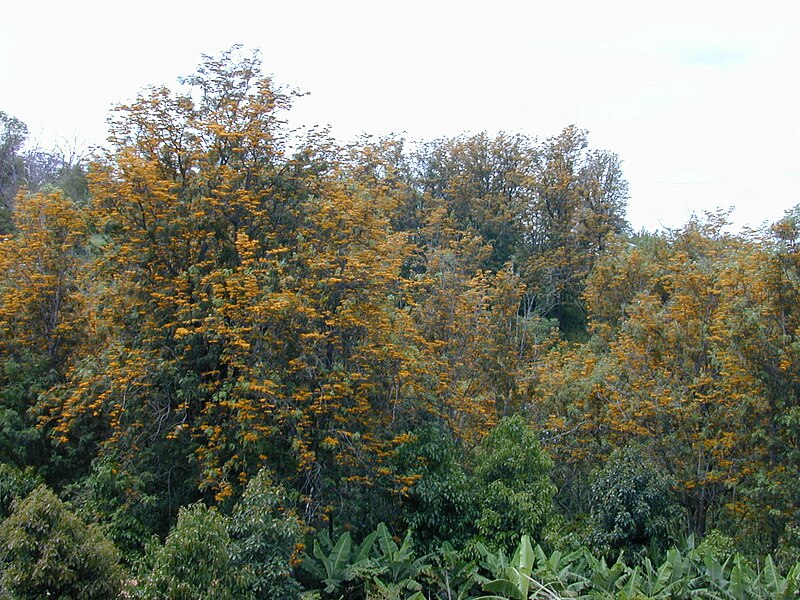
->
<box><xmin>0</xmin><ymin>484</ymin><xmax>123</xmax><ymax>599</ymax></box>
<box><xmin>411</xmin><ymin>132</ymin><xmax>534</xmax><ymax>271</ymax></box>
<box><xmin>137</xmin><ymin>502</ymin><xmax>239</xmax><ymax>599</ymax></box>
<box><xmin>589</xmin><ymin>446</ymin><xmax>685</xmax><ymax>561</ymax></box>
<box><xmin>471</xmin><ymin>414</ymin><xmax>558</xmax><ymax>552</ymax></box>
<box><xmin>395</xmin><ymin>425</ymin><xmax>478</xmax><ymax>553</ymax></box>
<box><xmin>229</xmin><ymin>469</ymin><xmax>304</xmax><ymax>599</ymax></box>
<box><xmin>0</xmin><ymin>462</ymin><xmax>41</xmax><ymax>519</ymax></box>
<box><xmin>67</xmin><ymin>455</ymin><xmax>159</xmax><ymax>561</ymax></box>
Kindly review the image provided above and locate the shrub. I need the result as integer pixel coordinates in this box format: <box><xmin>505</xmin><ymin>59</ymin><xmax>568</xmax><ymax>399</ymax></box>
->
<box><xmin>137</xmin><ymin>502</ymin><xmax>238</xmax><ymax>599</ymax></box>
<box><xmin>588</xmin><ymin>445</ymin><xmax>684</xmax><ymax>560</ymax></box>
<box><xmin>67</xmin><ymin>455</ymin><xmax>158</xmax><ymax>560</ymax></box>
<box><xmin>471</xmin><ymin>414</ymin><xmax>557</xmax><ymax>553</ymax></box>
<box><xmin>0</xmin><ymin>484</ymin><xmax>123</xmax><ymax>599</ymax></box>
<box><xmin>0</xmin><ymin>462</ymin><xmax>41</xmax><ymax>519</ymax></box>
<box><xmin>395</xmin><ymin>425</ymin><xmax>478</xmax><ymax>553</ymax></box>
<box><xmin>229</xmin><ymin>469</ymin><xmax>304</xmax><ymax>599</ymax></box>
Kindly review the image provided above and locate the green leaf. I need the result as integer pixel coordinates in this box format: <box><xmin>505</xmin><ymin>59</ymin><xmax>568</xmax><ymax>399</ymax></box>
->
<box><xmin>316</xmin><ymin>530</ymin><xmax>352</xmax><ymax>584</ymax></box>
<box><xmin>353</xmin><ymin>529</ymin><xmax>378</xmax><ymax>564</ymax></box>
<box><xmin>784</xmin><ymin>562</ymin><xmax>800</xmax><ymax>598</ymax></box>
<box><xmin>760</xmin><ymin>555</ymin><xmax>785</xmax><ymax>599</ymax></box>
<box><xmin>375</xmin><ymin>522</ymin><xmax>399</xmax><ymax>558</ymax></box>
<box><xmin>515</xmin><ymin>535</ymin><xmax>535</xmax><ymax>578</ymax></box>
<box><xmin>729</xmin><ymin>554</ymin><xmax>755</xmax><ymax>600</ymax></box>
<box><xmin>481</xmin><ymin>578</ymin><xmax>525</xmax><ymax>599</ymax></box>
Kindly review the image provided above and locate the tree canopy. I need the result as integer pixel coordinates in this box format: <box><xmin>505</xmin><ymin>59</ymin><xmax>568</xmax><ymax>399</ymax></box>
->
<box><xmin>0</xmin><ymin>46</ymin><xmax>798</xmax><ymax>597</ymax></box>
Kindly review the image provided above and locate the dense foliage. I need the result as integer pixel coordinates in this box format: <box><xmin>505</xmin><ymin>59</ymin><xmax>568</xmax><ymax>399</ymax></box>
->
<box><xmin>1</xmin><ymin>47</ymin><xmax>798</xmax><ymax>597</ymax></box>
<box><xmin>0</xmin><ymin>485</ymin><xmax>123</xmax><ymax>599</ymax></box>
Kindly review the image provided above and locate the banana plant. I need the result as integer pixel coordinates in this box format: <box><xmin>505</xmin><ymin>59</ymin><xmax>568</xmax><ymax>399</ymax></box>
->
<box><xmin>368</xmin><ymin>523</ymin><xmax>431</xmax><ymax>599</ymax></box>
<box><xmin>728</xmin><ymin>553</ymin><xmax>757</xmax><ymax>600</ymax></box>
<box><xmin>424</xmin><ymin>541</ymin><xmax>480</xmax><ymax>600</ymax></box>
<box><xmin>474</xmin><ymin>535</ymin><xmax>561</xmax><ymax>600</ymax></box>
<box><xmin>700</xmin><ymin>545</ymin><xmax>748</xmax><ymax>600</ymax></box>
<box><xmin>780</xmin><ymin>560</ymin><xmax>800</xmax><ymax>599</ymax></box>
<box><xmin>531</xmin><ymin>544</ymin><xmax>591</xmax><ymax>597</ymax></box>
<box><xmin>301</xmin><ymin>528</ymin><xmax>379</xmax><ymax>599</ymax></box>
<box><xmin>576</xmin><ymin>547</ymin><xmax>629</xmax><ymax>599</ymax></box>
<box><xmin>630</xmin><ymin>549</ymin><xmax>698</xmax><ymax>599</ymax></box>
<box><xmin>756</xmin><ymin>555</ymin><xmax>797</xmax><ymax>600</ymax></box>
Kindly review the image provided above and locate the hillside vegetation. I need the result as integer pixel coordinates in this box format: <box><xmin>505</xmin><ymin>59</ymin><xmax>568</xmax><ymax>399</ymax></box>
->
<box><xmin>0</xmin><ymin>47</ymin><xmax>798</xmax><ymax>598</ymax></box>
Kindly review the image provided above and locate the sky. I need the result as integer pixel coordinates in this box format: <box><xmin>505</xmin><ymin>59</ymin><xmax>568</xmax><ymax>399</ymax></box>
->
<box><xmin>2</xmin><ymin>0</ymin><xmax>799</xmax><ymax>232</ymax></box>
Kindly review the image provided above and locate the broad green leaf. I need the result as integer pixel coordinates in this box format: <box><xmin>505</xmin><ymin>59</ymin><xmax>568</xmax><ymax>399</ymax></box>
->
<box><xmin>760</xmin><ymin>555</ymin><xmax>785</xmax><ymax>599</ymax></box>
<box><xmin>481</xmin><ymin>578</ymin><xmax>525</xmax><ymax>599</ymax></box>
<box><xmin>329</xmin><ymin>531</ymin><xmax>353</xmax><ymax>577</ymax></box>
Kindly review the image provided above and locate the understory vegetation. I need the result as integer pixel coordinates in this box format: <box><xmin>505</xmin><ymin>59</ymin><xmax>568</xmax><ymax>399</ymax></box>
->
<box><xmin>1</xmin><ymin>47</ymin><xmax>798</xmax><ymax>598</ymax></box>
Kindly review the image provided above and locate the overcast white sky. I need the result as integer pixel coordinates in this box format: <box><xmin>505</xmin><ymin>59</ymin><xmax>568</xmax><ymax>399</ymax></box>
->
<box><xmin>2</xmin><ymin>1</ymin><xmax>799</xmax><ymax>232</ymax></box>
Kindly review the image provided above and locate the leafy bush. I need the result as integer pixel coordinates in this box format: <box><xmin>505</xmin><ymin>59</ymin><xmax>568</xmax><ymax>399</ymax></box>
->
<box><xmin>137</xmin><ymin>502</ymin><xmax>239</xmax><ymax>599</ymax></box>
<box><xmin>697</xmin><ymin>529</ymin><xmax>736</xmax><ymax>562</ymax></box>
<box><xmin>777</xmin><ymin>521</ymin><xmax>800</xmax><ymax>571</ymax></box>
<box><xmin>588</xmin><ymin>445</ymin><xmax>684</xmax><ymax>561</ymax></box>
<box><xmin>0</xmin><ymin>462</ymin><xmax>41</xmax><ymax>519</ymax></box>
<box><xmin>395</xmin><ymin>425</ymin><xmax>478</xmax><ymax>553</ymax></box>
<box><xmin>229</xmin><ymin>468</ymin><xmax>305</xmax><ymax>599</ymax></box>
<box><xmin>471</xmin><ymin>415</ymin><xmax>558</xmax><ymax>553</ymax></box>
<box><xmin>0</xmin><ymin>484</ymin><xmax>123</xmax><ymax>599</ymax></box>
<box><xmin>67</xmin><ymin>455</ymin><xmax>158</xmax><ymax>560</ymax></box>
